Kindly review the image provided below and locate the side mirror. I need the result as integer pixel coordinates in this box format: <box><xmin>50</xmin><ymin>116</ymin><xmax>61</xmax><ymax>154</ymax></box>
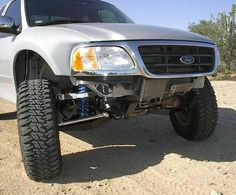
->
<box><xmin>0</xmin><ymin>16</ymin><xmax>17</xmax><ymax>34</ymax></box>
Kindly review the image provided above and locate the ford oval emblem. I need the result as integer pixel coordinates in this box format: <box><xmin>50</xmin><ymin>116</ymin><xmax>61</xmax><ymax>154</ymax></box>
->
<box><xmin>180</xmin><ymin>55</ymin><xmax>195</xmax><ymax>65</ymax></box>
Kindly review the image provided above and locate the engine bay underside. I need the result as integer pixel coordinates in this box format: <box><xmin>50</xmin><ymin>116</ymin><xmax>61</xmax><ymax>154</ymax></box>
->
<box><xmin>56</xmin><ymin>76</ymin><xmax>205</xmax><ymax>127</ymax></box>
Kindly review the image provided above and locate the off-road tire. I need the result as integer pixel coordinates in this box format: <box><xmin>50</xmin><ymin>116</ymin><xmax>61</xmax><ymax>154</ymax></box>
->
<box><xmin>17</xmin><ymin>79</ymin><xmax>61</xmax><ymax>181</ymax></box>
<box><xmin>170</xmin><ymin>78</ymin><xmax>218</xmax><ymax>141</ymax></box>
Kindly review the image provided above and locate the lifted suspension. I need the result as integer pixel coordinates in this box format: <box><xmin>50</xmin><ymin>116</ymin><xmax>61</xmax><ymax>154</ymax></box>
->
<box><xmin>77</xmin><ymin>84</ymin><xmax>90</xmax><ymax>118</ymax></box>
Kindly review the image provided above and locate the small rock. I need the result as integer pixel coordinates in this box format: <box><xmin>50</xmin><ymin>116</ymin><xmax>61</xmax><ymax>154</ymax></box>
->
<box><xmin>210</xmin><ymin>189</ymin><xmax>223</xmax><ymax>195</ymax></box>
<box><xmin>210</xmin><ymin>183</ymin><xmax>216</xmax><ymax>186</ymax></box>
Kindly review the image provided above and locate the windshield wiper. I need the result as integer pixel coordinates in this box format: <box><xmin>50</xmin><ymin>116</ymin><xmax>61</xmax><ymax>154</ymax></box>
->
<box><xmin>36</xmin><ymin>20</ymin><xmax>88</xmax><ymax>26</ymax></box>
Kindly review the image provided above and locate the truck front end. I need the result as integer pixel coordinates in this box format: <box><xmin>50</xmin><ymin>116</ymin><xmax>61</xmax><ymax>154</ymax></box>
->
<box><xmin>57</xmin><ymin>40</ymin><xmax>219</xmax><ymax>129</ymax></box>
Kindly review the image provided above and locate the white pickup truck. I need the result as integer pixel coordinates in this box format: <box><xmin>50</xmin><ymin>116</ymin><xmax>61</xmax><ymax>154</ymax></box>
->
<box><xmin>0</xmin><ymin>0</ymin><xmax>219</xmax><ymax>181</ymax></box>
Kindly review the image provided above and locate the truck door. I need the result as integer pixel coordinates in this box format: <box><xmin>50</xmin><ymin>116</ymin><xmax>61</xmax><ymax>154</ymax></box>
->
<box><xmin>0</xmin><ymin>0</ymin><xmax>21</xmax><ymax>102</ymax></box>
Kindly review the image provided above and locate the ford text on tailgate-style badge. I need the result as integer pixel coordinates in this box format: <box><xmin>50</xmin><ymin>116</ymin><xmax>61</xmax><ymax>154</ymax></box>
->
<box><xmin>180</xmin><ymin>55</ymin><xmax>195</xmax><ymax>65</ymax></box>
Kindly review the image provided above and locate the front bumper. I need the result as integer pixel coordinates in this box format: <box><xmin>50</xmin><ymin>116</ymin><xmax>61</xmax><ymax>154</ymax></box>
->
<box><xmin>71</xmin><ymin>40</ymin><xmax>219</xmax><ymax>79</ymax></box>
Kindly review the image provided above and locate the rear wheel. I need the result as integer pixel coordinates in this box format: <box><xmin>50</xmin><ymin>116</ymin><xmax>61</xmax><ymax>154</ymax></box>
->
<box><xmin>17</xmin><ymin>79</ymin><xmax>61</xmax><ymax>181</ymax></box>
<box><xmin>170</xmin><ymin>78</ymin><xmax>218</xmax><ymax>141</ymax></box>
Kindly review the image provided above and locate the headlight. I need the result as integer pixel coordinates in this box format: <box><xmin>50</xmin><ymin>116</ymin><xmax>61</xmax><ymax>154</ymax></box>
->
<box><xmin>72</xmin><ymin>46</ymin><xmax>135</xmax><ymax>72</ymax></box>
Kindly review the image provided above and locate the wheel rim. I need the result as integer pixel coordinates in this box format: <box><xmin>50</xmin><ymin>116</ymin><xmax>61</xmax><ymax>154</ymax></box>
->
<box><xmin>174</xmin><ymin>108</ymin><xmax>192</xmax><ymax>126</ymax></box>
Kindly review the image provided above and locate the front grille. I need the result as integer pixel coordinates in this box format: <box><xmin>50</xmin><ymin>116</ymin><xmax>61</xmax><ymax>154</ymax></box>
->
<box><xmin>138</xmin><ymin>45</ymin><xmax>215</xmax><ymax>75</ymax></box>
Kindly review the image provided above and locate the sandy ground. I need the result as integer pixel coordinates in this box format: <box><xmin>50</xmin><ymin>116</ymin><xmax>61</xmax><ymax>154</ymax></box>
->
<box><xmin>0</xmin><ymin>81</ymin><xmax>236</xmax><ymax>195</ymax></box>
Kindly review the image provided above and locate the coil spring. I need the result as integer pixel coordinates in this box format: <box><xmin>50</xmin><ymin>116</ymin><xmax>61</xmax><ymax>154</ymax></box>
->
<box><xmin>77</xmin><ymin>85</ymin><xmax>90</xmax><ymax>118</ymax></box>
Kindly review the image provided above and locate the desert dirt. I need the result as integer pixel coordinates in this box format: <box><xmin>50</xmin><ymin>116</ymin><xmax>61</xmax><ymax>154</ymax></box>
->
<box><xmin>0</xmin><ymin>81</ymin><xmax>236</xmax><ymax>195</ymax></box>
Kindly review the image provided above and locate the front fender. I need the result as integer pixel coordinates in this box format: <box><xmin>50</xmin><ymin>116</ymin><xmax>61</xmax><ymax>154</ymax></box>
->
<box><xmin>12</xmin><ymin>27</ymin><xmax>91</xmax><ymax>77</ymax></box>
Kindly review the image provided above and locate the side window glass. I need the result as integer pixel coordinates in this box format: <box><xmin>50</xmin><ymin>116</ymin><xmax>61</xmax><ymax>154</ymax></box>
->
<box><xmin>5</xmin><ymin>1</ymin><xmax>21</xmax><ymax>26</ymax></box>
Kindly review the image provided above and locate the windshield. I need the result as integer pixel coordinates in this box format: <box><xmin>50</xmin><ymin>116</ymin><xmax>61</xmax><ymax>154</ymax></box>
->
<box><xmin>26</xmin><ymin>0</ymin><xmax>134</xmax><ymax>26</ymax></box>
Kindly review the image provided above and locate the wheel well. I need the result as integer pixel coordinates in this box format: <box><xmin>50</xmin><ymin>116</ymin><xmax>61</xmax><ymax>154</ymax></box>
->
<box><xmin>14</xmin><ymin>50</ymin><xmax>70</xmax><ymax>90</ymax></box>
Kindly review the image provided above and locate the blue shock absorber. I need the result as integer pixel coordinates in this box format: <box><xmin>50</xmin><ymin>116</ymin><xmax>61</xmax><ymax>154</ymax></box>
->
<box><xmin>77</xmin><ymin>85</ymin><xmax>90</xmax><ymax>118</ymax></box>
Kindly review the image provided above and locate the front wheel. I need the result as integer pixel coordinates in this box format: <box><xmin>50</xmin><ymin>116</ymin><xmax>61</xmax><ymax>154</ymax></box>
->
<box><xmin>17</xmin><ymin>79</ymin><xmax>62</xmax><ymax>181</ymax></box>
<box><xmin>170</xmin><ymin>78</ymin><xmax>218</xmax><ymax>141</ymax></box>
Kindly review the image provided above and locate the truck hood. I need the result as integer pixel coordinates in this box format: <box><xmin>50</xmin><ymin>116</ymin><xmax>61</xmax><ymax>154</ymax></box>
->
<box><xmin>49</xmin><ymin>23</ymin><xmax>215</xmax><ymax>44</ymax></box>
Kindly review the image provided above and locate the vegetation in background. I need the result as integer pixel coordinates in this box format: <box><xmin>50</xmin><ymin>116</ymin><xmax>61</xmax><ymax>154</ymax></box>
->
<box><xmin>188</xmin><ymin>4</ymin><xmax>236</xmax><ymax>80</ymax></box>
